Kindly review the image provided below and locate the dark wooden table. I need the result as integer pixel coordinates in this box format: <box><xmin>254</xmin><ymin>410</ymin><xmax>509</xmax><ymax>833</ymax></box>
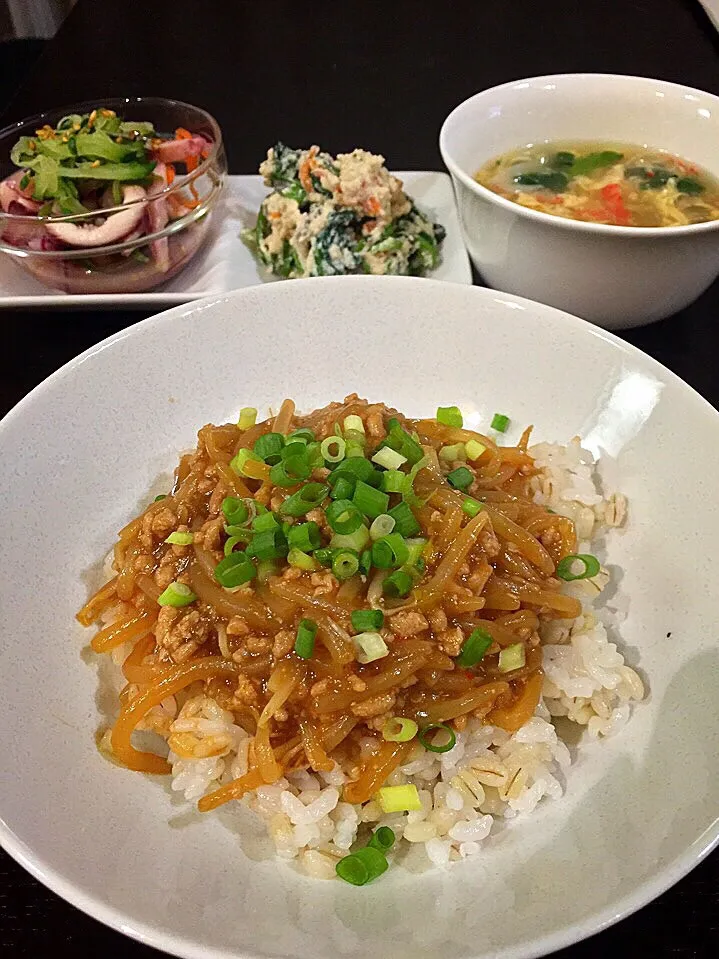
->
<box><xmin>2</xmin><ymin>0</ymin><xmax>718</xmax><ymax>956</ymax></box>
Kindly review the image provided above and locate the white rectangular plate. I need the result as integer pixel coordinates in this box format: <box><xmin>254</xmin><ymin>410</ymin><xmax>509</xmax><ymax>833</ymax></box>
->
<box><xmin>0</xmin><ymin>171</ymin><xmax>471</xmax><ymax>308</ymax></box>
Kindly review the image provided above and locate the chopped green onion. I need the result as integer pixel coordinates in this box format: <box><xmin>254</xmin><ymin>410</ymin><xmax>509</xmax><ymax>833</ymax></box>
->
<box><xmin>326</xmin><ymin>499</ymin><xmax>363</xmax><ymax>535</ymax></box>
<box><xmin>223</xmin><ymin>525</ymin><xmax>253</xmax><ymax>541</ymax></box>
<box><xmin>294</xmin><ymin>618</ymin><xmax>317</xmax><ymax>658</ymax></box>
<box><xmin>465</xmin><ymin>440</ymin><xmax>487</xmax><ymax>461</ymax></box>
<box><xmin>314</xmin><ymin>547</ymin><xmax>334</xmax><ymax>567</ymax></box>
<box><xmin>447</xmin><ymin>466</ymin><xmax>473</xmax><ymax>491</ymax></box>
<box><xmin>359</xmin><ymin>548</ymin><xmax>372</xmax><ymax>575</ymax></box>
<box><xmin>382</xmin><ymin>716</ymin><xmax>418</xmax><ymax>743</ymax></box>
<box><xmin>305</xmin><ymin>441</ymin><xmax>325</xmax><ymax>469</ymax></box>
<box><xmin>335</xmin><ymin>854</ymin><xmax>370</xmax><ymax>886</ymax></box>
<box><xmin>353</xmin><ymin>480</ymin><xmax>389</xmax><ymax>520</ymax></box>
<box><xmin>382</xmin><ymin>569</ymin><xmax>414</xmax><ymax>597</ymax></box>
<box><xmin>351</xmin><ymin>608</ymin><xmax>385</xmax><ymax>631</ymax></box>
<box><xmin>329</xmin><ymin>456</ymin><xmax>377</xmax><ymax>485</ymax></box>
<box><xmin>418</xmin><ymin>722</ymin><xmax>456</xmax><ymax>753</ymax></box>
<box><xmin>246</xmin><ymin>528</ymin><xmax>288</xmax><ymax>561</ymax></box>
<box><xmin>367</xmin><ymin>826</ymin><xmax>395</xmax><ymax>851</ymax></box>
<box><xmin>253</xmin><ymin>432</ymin><xmax>285</xmax><ymax>463</ymax></box>
<box><xmin>270</xmin><ymin>455</ymin><xmax>311</xmax><ymax>487</ymax></box>
<box><xmin>372</xmin><ymin>447</ymin><xmax>407</xmax><ymax>470</ymax></box>
<box><xmin>157</xmin><ymin>581</ymin><xmax>196</xmax><ymax>607</ymax></box>
<box><xmin>330</xmin><ymin>525</ymin><xmax>370</xmax><ymax>552</ymax></box>
<box><xmin>388</xmin><ymin>501</ymin><xmax>421</xmax><ymax>537</ymax></box>
<box><xmin>230</xmin><ymin>448</ymin><xmax>263</xmax><ymax>477</ymax></box>
<box><xmin>320</xmin><ymin>436</ymin><xmax>346</xmax><ymax>463</ymax></box>
<box><xmin>343</xmin><ymin>415</ymin><xmax>365</xmax><ymax>434</ymax></box>
<box><xmin>380</xmin><ymin>469</ymin><xmax>406</xmax><ymax>493</ymax></box>
<box><xmin>287</xmin><ymin>548</ymin><xmax>317</xmax><ymax>571</ymax></box>
<box><xmin>456</xmin><ymin>627</ymin><xmax>493</xmax><ymax>668</ymax></box>
<box><xmin>278</xmin><ymin>483</ymin><xmax>329</xmax><ymax>517</ymax></box>
<box><xmin>436</xmin><ymin>405</ymin><xmax>463</xmax><ymax>428</ymax></box>
<box><xmin>287</xmin><ymin>521</ymin><xmax>322</xmax><ymax>552</ymax></box>
<box><xmin>165</xmin><ymin>531</ymin><xmax>194</xmax><ymax>546</ymax></box>
<box><xmin>332</xmin><ymin>549</ymin><xmax>360</xmax><ymax>580</ymax></box>
<box><xmin>439</xmin><ymin>443</ymin><xmax>466</xmax><ymax>463</ymax></box>
<box><xmin>153</xmin><ymin>494</ymin><xmax>167</xmax><ymax>502</ymax></box>
<box><xmin>462</xmin><ymin>497</ymin><xmax>483</xmax><ymax>518</ymax></box>
<box><xmin>369</xmin><ymin>514</ymin><xmax>396</xmax><ymax>541</ymax></box>
<box><xmin>377</xmin><ymin>784</ymin><xmax>421</xmax><ymax>813</ymax></box>
<box><xmin>380</xmin><ymin>418</ymin><xmax>425</xmax><ymax>466</ymax></box>
<box><xmin>352</xmin><ymin>631</ymin><xmax>389</xmax><ymax>664</ymax></box>
<box><xmin>555</xmin><ymin>553</ymin><xmax>601</xmax><ymax>581</ymax></box>
<box><xmin>498</xmin><ymin>642</ymin><xmax>526</xmax><ymax>673</ymax></box>
<box><xmin>402</xmin><ymin>454</ymin><xmax>430</xmax><ymax>507</ymax></box>
<box><xmin>253</xmin><ymin>511</ymin><xmax>280</xmax><ymax>532</ymax></box>
<box><xmin>238</xmin><ymin>407</ymin><xmax>257</xmax><ymax>430</ymax></box>
<box><xmin>491</xmin><ymin>413</ymin><xmax>510</xmax><ymax>433</ymax></box>
<box><xmin>352</xmin><ymin>846</ymin><xmax>389</xmax><ymax>881</ymax></box>
<box><xmin>222</xmin><ymin>496</ymin><xmax>249</xmax><ymax>527</ymax></box>
<box><xmin>214</xmin><ymin>552</ymin><xmax>257</xmax><ymax>588</ymax></box>
<box><xmin>256</xmin><ymin>558</ymin><xmax>277</xmax><ymax>584</ymax></box>
<box><xmin>288</xmin><ymin>428</ymin><xmax>315</xmax><ymax>444</ymax></box>
<box><xmin>224</xmin><ymin>535</ymin><xmax>244</xmax><ymax>557</ymax></box>
<box><xmin>372</xmin><ymin>533</ymin><xmax>409</xmax><ymax>569</ymax></box>
<box><xmin>403</xmin><ymin>537</ymin><xmax>427</xmax><ymax>570</ymax></box>
<box><xmin>330</xmin><ymin>476</ymin><xmax>355</xmax><ymax>500</ymax></box>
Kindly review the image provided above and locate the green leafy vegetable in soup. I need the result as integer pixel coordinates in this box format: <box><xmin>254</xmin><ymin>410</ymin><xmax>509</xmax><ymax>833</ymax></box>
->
<box><xmin>475</xmin><ymin>140</ymin><xmax>719</xmax><ymax>227</ymax></box>
<box><xmin>242</xmin><ymin>142</ymin><xmax>446</xmax><ymax>278</ymax></box>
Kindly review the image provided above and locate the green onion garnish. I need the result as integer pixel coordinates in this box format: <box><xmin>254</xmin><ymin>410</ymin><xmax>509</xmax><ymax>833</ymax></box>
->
<box><xmin>278</xmin><ymin>483</ymin><xmax>329</xmax><ymax>517</ymax></box>
<box><xmin>462</xmin><ymin>497</ymin><xmax>483</xmax><ymax>518</ymax></box>
<box><xmin>287</xmin><ymin>548</ymin><xmax>317</xmax><ymax>571</ymax></box>
<box><xmin>335</xmin><ymin>854</ymin><xmax>370</xmax><ymax>886</ymax></box>
<box><xmin>439</xmin><ymin>443</ymin><xmax>467</xmax><ymax>463</ymax></box>
<box><xmin>353</xmin><ymin>846</ymin><xmax>389</xmax><ymax>881</ymax></box>
<box><xmin>329</xmin><ymin>456</ymin><xmax>377</xmax><ymax>485</ymax></box>
<box><xmin>447</xmin><ymin>466</ymin><xmax>473</xmax><ymax>491</ymax></box>
<box><xmin>378</xmin><ymin>419</ymin><xmax>424</xmax><ymax>466</ymax></box>
<box><xmin>246</xmin><ymin>528</ymin><xmax>288</xmax><ymax>561</ymax></box>
<box><xmin>498</xmin><ymin>642</ymin><xmax>526</xmax><ymax>673</ymax></box>
<box><xmin>491</xmin><ymin>413</ymin><xmax>510</xmax><ymax>433</ymax></box>
<box><xmin>343</xmin><ymin>415</ymin><xmax>365</xmax><ymax>434</ymax></box>
<box><xmin>253</xmin><ymin>432</ymin><xmax>285</xmax><ymax>463</ymax></box>
<box><xmin>351</xmin><ymin>608</ymin><xmax>384</xmax><ymax>631</ymax></box>
<box><xmin>352</xmin><ymin>631</ymin><xmax>389</xmax><ymax>663</ymax></box>
<box><xmin>288</xmin><ymin>428</ymin><xmax>315</xmax><ymax>444</ymax></box>
<box><xmin>222</xmin><ymin>496</ymin><xmax>249</xmax><ymax>527</ymax></box>
<box><xmin>369</xmin><ymin>514</ymin><xmax>396</xmax><ymax>541</ymax></box>
<box><xmin>382</xmin><ymin>716</ymin><xmax>418</xmax><ymax>743</ymax></box>
<box><xmin>330</xmin><ymin>476</ymin><xmax>355</xmax><ymax>500</ymax></box>
<box><xmin>401</xmin><ymin>454</ymin><xmax>430</xmax><ymax>507</ymax></box>
<box><xmin>157</xmin><ymin>581</ymin><xmax>196</xmax><ymax>607</ymax></box>
<box><xmin>377</xmin><ymin>784</ymin><xmax>421</xmax><ymax>813</ymax></box>
<box><xmin>367</xmin><ymin>826</ymin><xmax>396</xmax><ymax>852</ymax></box>
<box><xmin>270</xmin><ymin>455</ymin><xmax>311</xmax><ymax>487</ymax></box>
<box><xmin>165</xmin><ymin>531</ymin><xmax>194</xmax><ymax>546</ymax></box>
<box><xmin>371</xmin><ymin>533</ymin><xmax>410</xmax><ymax>569</ymax></box>
<box><xmin>287</xmin><ymin>521</ymin><xmax>322</xmax><ymax>553</ymax></box>
<box><xmin>436</xmin><ymin>405</ymin><xmax>463</xmax><ymax>428</ymax></box>
<box><xmin>388</xmin><ymin>501</ymin><xmax>421</xmax><ymax>537</ymax></box>
<box><xmin>320</xmin><ymin>436</ymin><xmax>346</xmax><ymax>463</ymax></box>
<box><xmin>404</xmin><ymin>537</ymin><xmax>427</xmax><ymax>570</ymax></box>
<box><xmin>372</xmin><ymin>447</ymin><xmax>407</xmax><ymax>470</ymax></box>
<box><xmin>230</xmin><ymin>448</ymin><xmax>263</xmax><ymax>477</ymax></box>
<box><xmin>314</xmin><ymin>547</ymin><xmax>334</xmax><ymax>567</ymax></box>
<box><xmin>353</xmin><ymin>480</ymin><xmax>389</xmax><ymax>520</ymax></box>
<box><xmin>153</xmin><ymin>494</ymin><xmax>167</xmax><ymax>502</ymax></box>
<box><xmin>294</xmin><ymin>618</ymin><xmax>317</xmax><ymax>659</ymax></box>
<box><xmin>214</xmin><ymin>552</ymin><xmax>257</xmax><ymax>588</ymax></box>
<box><xmin>359</xmin><ymin>548</ymin><xmax>372</xmax><ymax>575</ymax></box>
<box><xmin>380</xmin><ymin>469</ymin><xmax>406</xmax><ymax>493</ymax></box>
<box><xmin>456</xmin><ymin>627</ymin><xmax>493</xmax><ymax>667</ymax></box>
<box><xmin>465</xmin><ymin>439</ymin><xmax>486</xmax><ymax>461</ymax></box>
<box><xmin>326</xmin><ymin>499</ymin><xmax>363</xmax><ymax>535</ymax></box>
<box><xmin>330</xmin><ymin>525</ymin><xmax>370</xmax><ymax>552</ymax></box>
<box><xmin>252</xmin><ymin>511</ymin><xmax>280</xmax><ymax>533</ymax></box>
<box><xmin>238</xmin><ymin>407</ymin><xmax>257</xmax><ymax>430</ymax></box>
<box><xmin>555</xmin><ymin>553</ymin><xmax>601</xmax><ymax>581</ymax></box>
<box><xmin>382</xmin><ymin>569</ymin><xmax>413</xmax><ymax>597</ymax></box>
<box><xmin>418</xmin><ymin>722</ymin><xmax>456</xmax><ymax>753</ymax></box>
<box><xmin>332</xmin><ymin>549</ymin><xmax>360</xmax><ymax>580</ymax></box>
<box><xmin>224</xmin><ymin>535</ymin><xmax>244</xmax><ymax>557</ymax></box>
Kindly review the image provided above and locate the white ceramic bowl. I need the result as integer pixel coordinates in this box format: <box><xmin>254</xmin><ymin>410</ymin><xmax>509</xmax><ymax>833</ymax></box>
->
<box><xmin>439</xmin><ymin>74</ymin><xmax>719</xmax><ymax>329</ymax></box>
<box><xmin>1</xmin><ymin>276</ymin><xmax>719</xmax><ymax>959</ymax></box>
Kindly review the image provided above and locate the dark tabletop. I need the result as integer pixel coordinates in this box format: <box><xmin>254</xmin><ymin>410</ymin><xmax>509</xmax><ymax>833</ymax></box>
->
<box><xmin>2</xmin><ymin>0</ymin><xmax>718</xmax><ymax>956</ymax></box>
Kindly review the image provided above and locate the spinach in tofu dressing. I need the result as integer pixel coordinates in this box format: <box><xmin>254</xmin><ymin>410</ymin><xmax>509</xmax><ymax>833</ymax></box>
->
<box><xmin>475</xmin><ymin>141</ymin><xmax>719</xmax><ymax>227</ymax></box>
<box><xmin>243</xmin><ymin>143</ymin><xmax>446</xmax><ymax>277</ymax></box>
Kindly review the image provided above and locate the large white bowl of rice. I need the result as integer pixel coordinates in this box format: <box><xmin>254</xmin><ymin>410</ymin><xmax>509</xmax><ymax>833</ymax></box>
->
<box><xmin>0</xmin><ymin>276</ymin><xmax>718</xmax><ymax>959</ymax></box>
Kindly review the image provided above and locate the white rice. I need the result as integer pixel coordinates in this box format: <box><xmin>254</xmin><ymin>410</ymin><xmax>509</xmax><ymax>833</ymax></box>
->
<box><xmin>159</xmin><ymin>438</ymin><xmax>644</xmax><ymax>877</ymax></box>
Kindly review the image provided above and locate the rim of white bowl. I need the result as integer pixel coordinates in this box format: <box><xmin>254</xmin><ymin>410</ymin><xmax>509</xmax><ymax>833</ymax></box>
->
<box><xmin>439</xmin><ymin>72</ymin><xmax>719</xmax><ymax>239</ymax></box>
<box><xmin>1</xmin><ymin>276</ymin><xmax>719</xmax><ymax>959</ymax></box>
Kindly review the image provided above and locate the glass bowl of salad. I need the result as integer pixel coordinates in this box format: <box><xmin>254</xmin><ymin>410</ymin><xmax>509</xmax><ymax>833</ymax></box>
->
<box><xmin>0</xmin><ymin>97</ymin><xmax>226</xmax><ymax>294</ymax></box>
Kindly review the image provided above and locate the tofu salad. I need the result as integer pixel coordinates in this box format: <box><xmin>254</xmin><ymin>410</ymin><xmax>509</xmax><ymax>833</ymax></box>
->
<box><xmin>242</xmin><ymin>143</ymin><xmax>446</xmax><ymax>278</ymax></box>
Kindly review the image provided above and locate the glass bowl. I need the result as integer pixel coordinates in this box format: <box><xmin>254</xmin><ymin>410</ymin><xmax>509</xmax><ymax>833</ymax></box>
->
<box><xmin>0</xmin><ymin>97</ymin><xmax>226</xmax><ymax>294</ymax></box>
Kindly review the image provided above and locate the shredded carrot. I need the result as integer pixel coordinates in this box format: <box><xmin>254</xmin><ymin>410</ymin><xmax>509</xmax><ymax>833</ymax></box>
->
<box><xmin>175</xmin><ymin>127</ymin><xmax>193</xmax><ymax>140</ymax></box>
<box><xmin>186</xmin><ymin>155</ymin><xmax>199</xmax><ymax>174</ymax></box>
<box><xmin>165</xmin><ymin>164</ymin><xmax>175</xmax><ymax>184</ymax></box>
